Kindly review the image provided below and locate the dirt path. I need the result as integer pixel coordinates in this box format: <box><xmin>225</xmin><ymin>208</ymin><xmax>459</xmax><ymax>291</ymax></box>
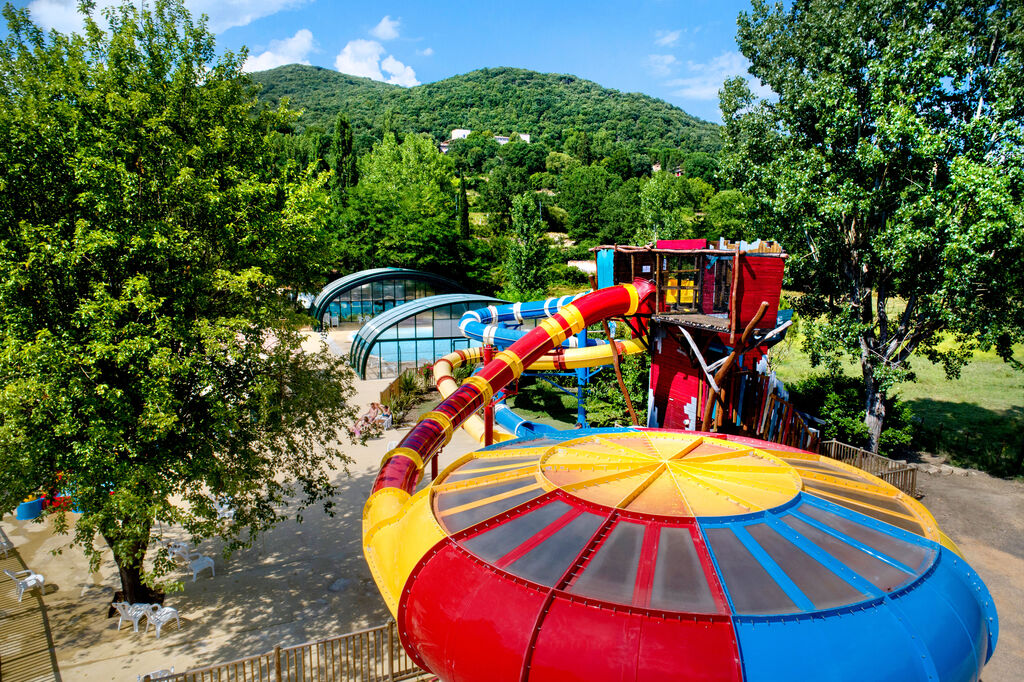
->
<box><xmin>914</xmin><ymin>463</ymin><xmax>1024</xmax><ymax>682</ymax></box>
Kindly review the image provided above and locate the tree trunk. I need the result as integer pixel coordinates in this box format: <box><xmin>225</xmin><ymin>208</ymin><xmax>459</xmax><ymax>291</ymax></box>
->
<box><xmin>102</xmin><ymin>528</ymin><xmax>162</xmax><ymax>605</ymax></box>
<box><xmin>862</xmin><ymin>363</ymin><xmax>887</xmax><ymax>454</ymax></box>
<box><xmin>115</xmin><ymin>554</ymin><xmax>161</xmax><ymax>604</ymax></box>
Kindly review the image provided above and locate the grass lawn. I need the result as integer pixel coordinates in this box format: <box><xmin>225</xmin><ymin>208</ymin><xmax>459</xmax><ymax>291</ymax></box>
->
<box><xmin>771</xmin><ymin>315</ymin><xmax>1024</xmax><ymax>476</ymax></box>
<box><xmin>506</xmin><ymin>377</ymin><xmax>579</xmax><ymax>429</ymax></box>
<box><xmin>412</xmin><ymin>377</ymin><xmax>579</xmax><ymax>432</ymax></box>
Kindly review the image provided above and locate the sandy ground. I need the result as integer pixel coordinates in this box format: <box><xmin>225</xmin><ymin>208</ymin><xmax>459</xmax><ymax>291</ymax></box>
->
<box><xmin>0</xmin><ymin>365</ymin><xmax>482</xmax><ymax>681</ymax></box>
<box><xmin>0</xmin><ymin>348</ymin><xmax>1021</xmax><ymax>680</ymax></box>
<box><xmin>913</xmin><ymin>459</ymin><xmax>1024</xmax><ymax>682</ymax></box>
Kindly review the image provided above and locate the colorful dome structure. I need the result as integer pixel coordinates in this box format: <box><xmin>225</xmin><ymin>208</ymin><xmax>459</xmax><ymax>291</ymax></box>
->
<box><xmin>363</xmin><ymin>279</ymin><xmax>998</xmax><ymax>681</ymax></box>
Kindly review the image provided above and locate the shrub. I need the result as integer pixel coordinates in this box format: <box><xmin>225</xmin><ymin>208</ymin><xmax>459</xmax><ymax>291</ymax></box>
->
<box><xmin>787</xmin><ymin>373</ymin><xmax>914</xmax><ymax>457</ymax></box>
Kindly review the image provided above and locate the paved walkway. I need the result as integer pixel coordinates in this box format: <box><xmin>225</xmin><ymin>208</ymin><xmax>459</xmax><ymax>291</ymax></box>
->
<box><xmin>0</xmin><ymin>527</ymin><xmax>61</xmax><ymax>682</ymax></box>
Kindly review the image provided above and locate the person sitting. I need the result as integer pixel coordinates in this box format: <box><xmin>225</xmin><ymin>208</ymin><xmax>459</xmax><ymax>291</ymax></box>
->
<box><xmin>377</xmin><ymin>405</ymin><xmax>393</xmax><ymax>430</ymax></box>
<box><xmin>353</xmin><ymin>402</ymin><xmax>381</xmax><ymax>438</ymax></box>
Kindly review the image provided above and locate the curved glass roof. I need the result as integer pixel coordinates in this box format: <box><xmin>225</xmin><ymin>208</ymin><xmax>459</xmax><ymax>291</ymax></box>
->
<box><xmin>349</xmin><ymin>293</ymin><xmax>505</xmax><ymax>379</ymax></box>
<box><xmin>311</xmin><ymin>267</ymin><xmax>467</xmax><ymax>325</ymax></box>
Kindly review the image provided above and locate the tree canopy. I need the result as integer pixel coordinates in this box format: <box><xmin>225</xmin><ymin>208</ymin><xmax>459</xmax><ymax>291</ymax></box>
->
<box><xmin>0</xmin><ymin>0</ymin><xmax>356</xmax><ymax>603</ymax></box>
<box><xmin>501</xmin><ymin>193</ymin><xmax>550</xmax><ymax>301</ymax></box>
<box><xmin>721</xmin><ymin>0</ymin><xmax>1023</xmax><ymax>450</ymax></box>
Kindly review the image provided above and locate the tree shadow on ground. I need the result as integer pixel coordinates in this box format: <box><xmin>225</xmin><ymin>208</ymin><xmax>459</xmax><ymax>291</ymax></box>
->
<box><xmin>0</xmin><ymin>543</ymin><xmax>62</xmax><ymax>682</ymax></box>
<box><xmin>906</xmin><ymin>399</ymin><xmax>1024</xmax><ymax>477</ymax></box>
<box><xmin>42</xmin><ymin>466</ymin><xmax>394</xmax><ymax>678</ymax></box>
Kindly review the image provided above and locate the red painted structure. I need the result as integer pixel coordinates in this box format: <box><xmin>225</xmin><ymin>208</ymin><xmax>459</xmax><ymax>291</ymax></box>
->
<box><xmin>593</xmin><ymin>239</ymin><xmax>797</xmax><ymax>442</ymax></box>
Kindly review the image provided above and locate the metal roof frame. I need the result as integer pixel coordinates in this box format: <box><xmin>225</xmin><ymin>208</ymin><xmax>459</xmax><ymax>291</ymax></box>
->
<box><xmin>349</xmin><ymin>293</ymin><xmax>505</xmax><ymax>379</ymax></box>
<box><xmin>311</xmin><ymin>267</ymin><xmax>468</xmax><ymax>325</ymax></box>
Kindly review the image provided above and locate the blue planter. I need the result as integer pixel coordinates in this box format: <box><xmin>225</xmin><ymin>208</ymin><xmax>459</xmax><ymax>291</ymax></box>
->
<box><xmin>15</xmin><ymin>497</ymin><xmax>43</xmax><ymax>520</ymax></box>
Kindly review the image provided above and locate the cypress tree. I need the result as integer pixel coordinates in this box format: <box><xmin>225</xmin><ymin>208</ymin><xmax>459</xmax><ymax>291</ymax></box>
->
<box><xmin>458</xmin><ymin>174</ymin><xmax>471</xmax><ymax>239</ymax></box>
<box><xmin>330</xmin><ymin>113</ymin><xmax>357</xmax><ymax>204</ymax></box>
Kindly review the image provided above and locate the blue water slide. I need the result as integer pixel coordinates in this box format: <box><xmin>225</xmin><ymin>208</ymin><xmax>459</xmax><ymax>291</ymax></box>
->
<box><xmin>458</xmin><ymin>294</ymin><xmax>607</xmax><ymax>348</ymax></box>
<box><xmin>459</xmin><ymin>293</ymin><xmax>610</xmax><ymax>436</ymax></box>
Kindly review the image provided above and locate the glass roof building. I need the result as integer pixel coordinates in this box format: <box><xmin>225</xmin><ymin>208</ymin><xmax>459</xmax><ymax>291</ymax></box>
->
<box><xmin>311</xmin><ymin>268</ymin><xmax>467</xmax><ymax>328</ymax></box>
<box><xmin>350</xmin><ymin>294</ymin><xmax>505</xmax><ymax>379</ymax></box>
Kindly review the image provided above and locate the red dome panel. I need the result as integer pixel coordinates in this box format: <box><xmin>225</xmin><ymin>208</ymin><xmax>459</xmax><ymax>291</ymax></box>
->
<box><xmin>635</xmin><ymin>613</ymin><xmax>742</xmax><ymax>682</ymax></box>
<box><xmin>399</xmin><ymin>540</ymin><xmax>548</xmax><ymax>682</ymax></box>
<box><xmin>528</xmin><ymin>597</ymin><xmax>742</xmax><ymax>681</ymax></box>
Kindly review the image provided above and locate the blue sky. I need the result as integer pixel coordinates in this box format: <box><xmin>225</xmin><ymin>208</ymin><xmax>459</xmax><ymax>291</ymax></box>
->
<box><xmin>17</xmin><ymin>0</ymin><xmax>767</xmax><ymax>123</ymax></box>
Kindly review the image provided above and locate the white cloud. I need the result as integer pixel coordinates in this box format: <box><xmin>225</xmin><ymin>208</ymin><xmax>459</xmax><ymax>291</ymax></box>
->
<box><xmin>667</xmin><ymin>51</ymin><xmax>773</xmax><ymax>101</ymax></box>
<box><xmin>654</xmin><ymin>29</ymin><xmax>681</xmax><ymax>46</ymax></box>
<box><xmin>26</xmin><ymin>0</ymin><xmax>309</xmax><ymax>35</ymax></box>
<box><xmin>335</xmin><ymin>39</ymin><xmax>387</xmax><ymax>80</ymax></box>
<box><xmin>369</xmin><ymin>15</ymin><xmax>400</xmax><ymax>41</ymax></box>
<box><xmin>417</xmin><ymin>47</ymin><xmax>434</xmax><ymax>57</ymax></box>
<box><xmin>24</xmin><ymin>0</ymin><xmax>87</xmax><ymax>33</ymax></box>
<box><xmin>187</xmin><ymin>0</ymin><xmax>311</xmax><ymax>33</ymax></box>
<box><xmin>647</xmin><ymin>54</ymin><xmax>677</xmax><ymax>78</ymax></box>
<box><xmin>333</xmin><ymin>40</ymin><xmax>419</xmax><ymax>86</ymax></box>
<box><xmin>243</xmin><ymin>29</ymin><xmax>315</xmax><ymax>72</ymax></box>
<box><xmin>382</xmin><ymin>55</ymin><xmax>419</xmax><ymax>86</ymax></box>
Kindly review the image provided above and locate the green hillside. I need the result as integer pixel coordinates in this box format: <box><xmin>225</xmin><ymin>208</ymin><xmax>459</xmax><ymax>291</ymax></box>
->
<box><xmin>250</xmin><ymin>65</ymin><xmax>721</xmax><ymax>154</ymax></box>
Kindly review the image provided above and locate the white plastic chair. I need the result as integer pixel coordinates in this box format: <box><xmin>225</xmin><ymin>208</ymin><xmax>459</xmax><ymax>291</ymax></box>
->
<box><xmin>4</xmin><ymin>568</ymin><xmax>44</xmax><ymax>602</ymax></box>
<box><xmin>0</xmin><ymin>537</ymin><xmax>12</xmax><ymax>558</ymax></box>
<box><xmin>165</xmin><ymin>540</ymin><xmax>197</xmax><ymax>564</ymax></box>
<box><xmin>138</xmin><ymin>666</ymin><xmax>174</xmax><ymax>682</ymax></box>
<box><xmin>186</xmin><ymin>554</ymin><xmax>214</xmax><ymax>582</ymax></box>
<box><xmin>214</xmin><ymin>498</ymin><xmax>235</xmax><ymax>521</ymax></box>
<box><xmin>145</xmin><ymin>605</ymin><xmax>180</xmax><ymax>639</ymax></box>
<box><xmin>112</xmin><ymin>601</ymin><xmax>152</xmax><ymax>632</ymax></box>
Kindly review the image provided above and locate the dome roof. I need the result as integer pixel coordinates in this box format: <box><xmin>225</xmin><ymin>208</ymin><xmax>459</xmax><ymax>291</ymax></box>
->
<box><xmin>394</xmin><ymin>429</ymin><xmax>997</xmax><ymax>682</ymax></box>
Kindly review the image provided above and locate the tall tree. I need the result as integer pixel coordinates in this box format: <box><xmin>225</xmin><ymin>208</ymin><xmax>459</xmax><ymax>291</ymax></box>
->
<box><xmin>330</xmin><ymin>112</ymin><xmax>358</xmax><ymax>204</ymax></box>
<box><xmin>638</xmin><ymin>172</ymin><xmax>702</xmax><ymax>243</ymax></box>
<box><xmin>557</xmin><ymin>164</ymin><xmax>620</xmax><ymax>242</ymax></box>
<box><xmin>501</xmin><ymin>193</ymin><xmax>550</xmax><ymax>301</ymax></box>
<box><xmin>721</xmin><ymin>0</ymin><xmax>1024</xmax><ymax>451</ymax></box>
<box><xmin>565</xmin><ymin>130</ymin><xmax>593</xmax><ymax>166</ymax></box>
<box><xmin>342</xmin><ymin>132</ymin><xmax>460</xmax><ymax>274</ymax></box>
<box><xmin>481</xmin><ymin>163</ymin><xmax>530</xmax><ymax>228</ymax></box>
<box><xmin>0</xmin><ymin>0</ymin><xmax>357</xmax><ymax>605</ymax></box>
<box><xmin>458</xmin><ymin>173</ymin><xmax>471</xmax><ymax>239</ymax></box>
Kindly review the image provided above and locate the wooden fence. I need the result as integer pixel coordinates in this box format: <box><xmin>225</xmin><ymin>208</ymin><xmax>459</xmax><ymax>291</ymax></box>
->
<box><xmin>150</xmin><ymin>621</ymin><xmax>431</xmax><ymax>682</ymax></box>
<box><xmin>758</xmin><ymin>393</ymin><xmax>820</xmax><ymax>452</ymax></box>
<box><xmin>379</xmin><ymin>366</ymin><xmax>428</xmax><ymax>407</ymax></box>
<box><xmin>820</xmin><ymin>439</ymin><xmax>919</xmax><ymax>497</ymax></box>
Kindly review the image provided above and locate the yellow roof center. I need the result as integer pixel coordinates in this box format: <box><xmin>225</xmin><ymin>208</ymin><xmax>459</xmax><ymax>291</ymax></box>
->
<box><xmin>539</xmin><ymin>432</ymin><xmax>802</xmax><ymax>517</ymax></box>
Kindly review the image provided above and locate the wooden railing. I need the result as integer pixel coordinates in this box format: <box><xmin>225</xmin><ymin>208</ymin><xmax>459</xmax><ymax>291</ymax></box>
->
<box><xmin>758</xmin><ymin>394</ymin><xmax>820</xmax><ymax>452</ymax></box>
<box><xmin>149</xmin><ymin>620</ymin><xmax>431</xmax><ymax>682</ymax></box>
<box><xmin>820</xmin><ymin>440</ymin><xmax>918</xmax><ymax>497</ymax></box>
<box><xmin>379</xmin><ymin>366</ymin><xmax>428</xmax><ymax>406</ymax></box>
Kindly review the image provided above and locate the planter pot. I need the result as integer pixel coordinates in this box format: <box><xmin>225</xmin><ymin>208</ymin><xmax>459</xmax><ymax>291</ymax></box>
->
<box><xmin>15</xmin><ymin>497</ymin><xmax>43</xmax><ymax>520</ymax></box>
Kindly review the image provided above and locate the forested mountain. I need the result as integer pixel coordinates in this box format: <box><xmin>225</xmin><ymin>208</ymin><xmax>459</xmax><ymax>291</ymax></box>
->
<box><xmin>251</xmin><ymin>65</ymin><xmax>721</xmax><ymax>154</ymax></box>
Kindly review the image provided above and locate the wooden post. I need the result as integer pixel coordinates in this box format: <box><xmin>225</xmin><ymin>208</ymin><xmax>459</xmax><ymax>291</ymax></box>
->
<box><xmin>387</xmin><ymin>620</ymin><xmax>396</xmax><ymax>681</ymax></box>
<box><xmin>602</xmin><ymin>319</ymin><xmax>639</xmax><ymax>426</ymax></box>
<box><xmin>729</xmin><ymin>245</ymin><xmax>742</xmax><ymax>345</ymax></box>
<box><xmin>591</xmin><ymin>272</ymin><xmax>639</xmax><ymax>426</ymax></box>
<box><xmin>483</xmin><ymin>344</ymin><xmax>495</xmax><ymax>446</ymax></box>
<box><xmin>274</xmin><ymin>645</ymin><xmax>282</xmax><ymax>682</ymax></box>
<box><xmin>701</xmin><ymin>301</ymin><xmax>768</xmax><ymax>432</ymax></box>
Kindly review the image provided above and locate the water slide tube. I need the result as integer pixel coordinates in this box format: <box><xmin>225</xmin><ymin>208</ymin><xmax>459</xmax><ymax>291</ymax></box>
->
<box><xmin>448</xmin><ymin>293</ymin><xmax>648</xmax><ymax>440</ymax></box>
<box><xmin>363</xmin><ymin>279</ymin><xmax>655</xmax><ymax>611</ymax></box>
<box><xmin>458</xmin><ymin>293</ymin><xmax>598</xmax><ymax>348</ymax></box>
